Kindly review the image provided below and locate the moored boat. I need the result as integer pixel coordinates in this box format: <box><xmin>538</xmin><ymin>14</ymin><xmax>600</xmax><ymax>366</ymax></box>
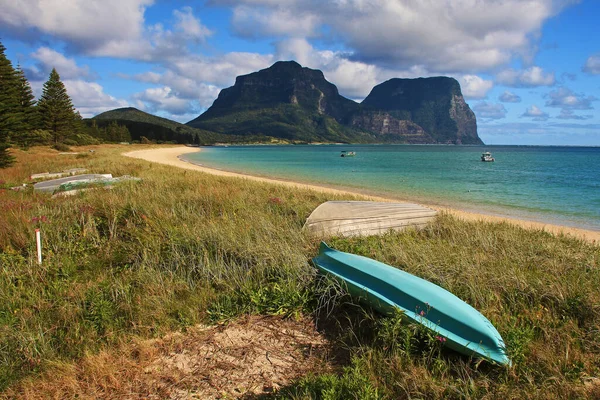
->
<box><xmin>481</xmin><ymin>152</ymin><xmax>495</xmax><ymax>162</ymax></box>
<box><xmin>341</xmin><ymin>151</ymin><xmax>356</xmax><ymax>157</ymax></box>
<box><xmin>312</xmin><ymin>242</ymin><xmax>511</xmax><ymax>365</ymax></box>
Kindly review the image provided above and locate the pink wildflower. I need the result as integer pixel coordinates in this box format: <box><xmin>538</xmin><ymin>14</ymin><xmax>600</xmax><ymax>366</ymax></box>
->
<box><xmin>268</xmin><ymin>197</ymin><xmax>282</xmax><ymax>204</ymax></box>
<box><xmin>30</xmin><ymin>216</ymin><xmax>48</xmax><ymax>224</ymax></box>
<box><xmin>436</xmin><ymin>336</ymin><xmax>447</xmax><ymax>342</ymax></box>
<box><xmin>420</xmin><ymin>310</ymin><xmax>425</xmax><ymax>316</ymax></box>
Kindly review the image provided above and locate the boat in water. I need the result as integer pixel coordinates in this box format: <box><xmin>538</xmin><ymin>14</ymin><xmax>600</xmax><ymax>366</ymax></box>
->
<box><xmin>341</xmin><ymin>151</ymin><xmax>356</xmax><ymax>157</ymax></box>
<box><xmin>481</xmin><ymin>152</ymin><xmax>495</xmax><ymax>162</ymax></box>
<box><xmin>312</xmin><ymin>242</ymin><xmax>511</xmax><ymax>366</ymax></box>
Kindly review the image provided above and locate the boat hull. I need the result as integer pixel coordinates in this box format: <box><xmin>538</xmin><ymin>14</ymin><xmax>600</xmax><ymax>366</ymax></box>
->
<box><xmin>312</xmin><ymin>242</ymin><xmax>510</xmax><ymax>365</ymax></box>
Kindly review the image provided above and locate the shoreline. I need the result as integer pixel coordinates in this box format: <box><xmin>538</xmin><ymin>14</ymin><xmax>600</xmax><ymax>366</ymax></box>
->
<box><xmin>123</xmin><ymin>146</ymin><xmax>600</xmax><ymax>243</ymax></box>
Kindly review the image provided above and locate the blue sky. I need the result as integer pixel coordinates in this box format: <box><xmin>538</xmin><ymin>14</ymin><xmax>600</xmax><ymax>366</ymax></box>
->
<box><xmin>1</xmin><ymin>0</ymin><xmax>599</xmax><ymax>145</ymax></box>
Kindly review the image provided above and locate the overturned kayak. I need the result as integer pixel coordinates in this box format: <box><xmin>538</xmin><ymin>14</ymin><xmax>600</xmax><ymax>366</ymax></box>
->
<box><xmin>312</xmin><ymin>242</ymin><xmax>511</xmax><ymax>366</ymax></box>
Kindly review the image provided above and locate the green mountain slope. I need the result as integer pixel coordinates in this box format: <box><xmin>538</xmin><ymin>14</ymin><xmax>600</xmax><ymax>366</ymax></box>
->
<box><xmin>187</xmin><ymin>61</ymin><xmax>376</xmax><ymax>143</ymax></box>
<box><xmin>91</xmin><ymin>108</ymin><xmax>221</xmax><ymax>144</ymax></box>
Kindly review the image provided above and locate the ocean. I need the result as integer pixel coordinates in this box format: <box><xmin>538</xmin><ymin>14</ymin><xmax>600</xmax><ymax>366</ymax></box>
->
<box><xmin>182</xmin><ymin>145</ymin><xmax>600</xmax><ymax>231</ymax></box>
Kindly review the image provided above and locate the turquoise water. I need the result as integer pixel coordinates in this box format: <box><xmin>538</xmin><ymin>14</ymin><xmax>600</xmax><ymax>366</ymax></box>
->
<box><xmin>182</xmin><ymin>145</ymin><xmax>600</xmax><ymax>231</ymax></box>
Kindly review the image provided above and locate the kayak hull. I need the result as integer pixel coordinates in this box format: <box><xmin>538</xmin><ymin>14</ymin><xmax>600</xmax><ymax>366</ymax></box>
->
<box><xmin>312</xmin><ymin>242</ymin><xmax>510</xmax><ymax>366</ymax></box>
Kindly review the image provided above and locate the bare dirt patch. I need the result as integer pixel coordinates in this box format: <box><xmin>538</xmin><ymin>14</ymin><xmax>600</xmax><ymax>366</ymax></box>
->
<box><xmin>5</xmin><ymin>316</ymin><xmax>335</xmax><ymax>399</ymax></box>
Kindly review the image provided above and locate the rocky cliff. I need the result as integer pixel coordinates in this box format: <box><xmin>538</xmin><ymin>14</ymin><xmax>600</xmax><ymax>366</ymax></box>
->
<box><xmin>360</xmin><ymin>77</ymin><xmax>481</xmax><ymax>144</ymax></box>
<box><xmin>187</xmin><ymin>61</ymin><xmax>482</xmax><ymax>144</ymax></box>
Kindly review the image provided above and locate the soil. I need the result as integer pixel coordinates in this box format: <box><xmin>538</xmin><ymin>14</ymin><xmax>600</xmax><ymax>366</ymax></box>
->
<box><xmin>8</xmin><ymin>316</ymin><xmax>335</xmax><ymax>399</ymax></box>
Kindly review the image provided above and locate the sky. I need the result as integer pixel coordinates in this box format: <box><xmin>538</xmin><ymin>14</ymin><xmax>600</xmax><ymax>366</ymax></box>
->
<box><xmin>1</xmin><ymin>0</ymin><xmax>599</xmax><ymax>145</ymax></box>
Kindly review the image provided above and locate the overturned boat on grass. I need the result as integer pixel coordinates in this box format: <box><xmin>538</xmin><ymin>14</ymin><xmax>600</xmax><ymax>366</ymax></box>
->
<box><xmin>33</xmin><ymin>174</ymin><xmax>141</xmax><ymax>195</ymax></box>
<box><xmin>312</xmin><ymin>242</ymin><xmax>511</xmax><ymax>366</ymax></box>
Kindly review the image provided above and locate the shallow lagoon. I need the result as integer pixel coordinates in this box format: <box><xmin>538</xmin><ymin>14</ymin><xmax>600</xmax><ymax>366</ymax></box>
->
<box><xmin>183</xmin><ymin>145</ymin><xmax>600</xmax><ymax>231</ymax></box>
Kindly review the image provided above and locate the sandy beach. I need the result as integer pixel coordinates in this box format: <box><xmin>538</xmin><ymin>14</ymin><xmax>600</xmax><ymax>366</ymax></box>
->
<box><xmin>124</xmin><ymin>146</ymin><xmax>600</xmax><ymax>243</ymax></box>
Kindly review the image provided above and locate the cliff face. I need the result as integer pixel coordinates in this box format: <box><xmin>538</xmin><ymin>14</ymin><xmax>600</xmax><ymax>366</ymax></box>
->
<box><xmin>349</xmin><ymin>111</ymin><xmax>433</xmax><ymax>144</ymax></box>
<box><xmin>360</xmin><ymin>77</ymin><xmax>482</xmax><ymax>144</ymax></box>
<box><xmin>194</xmin><ymin>61</ymin><xmax>357</xmax><ymax>122</ymax></box>
<box><xmin>187</xmin><ymin>61</ymin><xmax>483</xmax><ymax>144</ymax></box>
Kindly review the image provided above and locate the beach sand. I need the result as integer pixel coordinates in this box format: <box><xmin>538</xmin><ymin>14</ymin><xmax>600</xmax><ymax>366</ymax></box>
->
<box><xmin>123</xmin><ymin>146</ymin><xmax>600</xmax><ymax>243</ymax></box>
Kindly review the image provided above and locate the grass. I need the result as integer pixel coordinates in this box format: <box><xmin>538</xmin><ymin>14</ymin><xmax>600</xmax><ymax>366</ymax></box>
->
<box><xmin>1</xmin><ymin>145</ymin><xmax>599</xmax><ymax>398</ymax></box>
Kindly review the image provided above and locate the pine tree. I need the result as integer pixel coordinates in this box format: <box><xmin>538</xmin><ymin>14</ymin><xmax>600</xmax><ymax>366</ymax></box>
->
<box><xmin>0</xmin><ymin>41</ymin><xmax>18</xmax><ymax>167</ymax></box>
<box><xmin>37</xmin><ymin>68</ymin><xmax>77</xmax><ymax>144</ymax></box>
<box><xmin>13</xmin><ymin>64</ymin><xmax>40</xmax><ymax>147</ymax></box>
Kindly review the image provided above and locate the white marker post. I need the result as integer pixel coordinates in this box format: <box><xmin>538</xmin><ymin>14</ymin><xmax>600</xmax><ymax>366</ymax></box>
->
<box><xmin>35</xmin><ymin>228</ymin><xmax>42</xmax><ymax>265</ymax></box>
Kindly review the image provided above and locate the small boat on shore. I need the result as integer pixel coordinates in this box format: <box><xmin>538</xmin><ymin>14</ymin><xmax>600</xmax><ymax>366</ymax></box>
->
<box><xmin>312</xmin><ymin>242</ymin><xmax>511</xmax><ymax>366</ymax></box>
<box><xmin>304</xmin><ymin>201</ymin><xmax>437</xmax><ymax>238</ymax></box>
<box><xmin>341</xmin><ymin>151</ymin><xmax>356</xmax><ymax>157</ymax></box>
<box><xmin>481</xmin><ymin>152</ymin><xmax>495</xmax><ymax>162</ymax></box>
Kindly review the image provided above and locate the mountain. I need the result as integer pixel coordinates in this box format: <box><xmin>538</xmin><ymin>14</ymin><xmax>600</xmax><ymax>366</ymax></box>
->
<box><xmin>91</xmin><ymin>107</ymin><xmax>277</xmax><ymax>145</ymax></box>
<box><xmin>187</xmin><ymin>61</ymin><xmax>482</xmax><ymax>144</ymax></box>
<box><xmin>91</xmin><ymin>107</ymin><xmax>219</xmax><ymax>144</ymax></box>
<box><xmin>187</xmin><ymin>61</ymin><xmax>374</xmax><ymax>143</ymax></box>
<box><xmin>360</xmin><ymin>77</ymin><xmax>481</xmax><ymax>144</ymax></box>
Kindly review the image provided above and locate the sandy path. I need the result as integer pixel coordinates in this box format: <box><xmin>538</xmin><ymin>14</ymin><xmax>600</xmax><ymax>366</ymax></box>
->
<box><xmin>123</xmin><ymin>146</ymin><xmax>600</xmax><ymax>243</ymax></box>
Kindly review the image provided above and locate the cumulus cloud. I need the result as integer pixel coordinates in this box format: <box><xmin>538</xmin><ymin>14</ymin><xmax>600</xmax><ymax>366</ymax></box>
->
<box><xmin>457</xmin><ymin>75</ymin><xmax>494</xmax><ymax>99</ymax></box>
<box><xmin>231</xmin><ymin>5</ymin><xmax>319</xmax><ymax>38</ymax></box>
<box><xmin>213</xmin><ymin>0</ymin><xmax>575</xmax><ymax>72</ymax></box>
<box><xmin>0</xmin><ymin>2</ymin><xmax>212</xmax><ymax>62</ymax></box>
<box><xmin>173</xmin><ymin>6</ymin><xmax>213</xmax><ymax>42</ymax></box>
<box><xmin>130</xmin><ymin>70</ymin><xmax>220</xmax><ymax>103</ymax></box>
<box><xmin>556</xmin><ymin>109</ymin><xmax>593</xmax><ymax>120</ymax></box>
<box><xmin>496</xmin><ymin>66</ymin><xmax>555</xmax><ymax>87</ymax></box>
<box><xmin>498</xmin><ymin>90</ymin><xmax>521</xmax><ymax>103</ymax></box>
<box><xmin>133</xmin><ymin>86</ymin><xmax>197</xmax><ymax>115</ymax></box>
<box><xmin>0</xmin><ymin>0</ymin><xmax>152</xmax><ymax>52</ymax></box>
<box><xmin>521</xmin><ymin>105</ymin><xmax>549</xmax><ymax>121</ymax></box>
<box><xmin>27</xmin><ymin>47</ymin><xmax>95</xmax><ymax>80</ymax></box>
<box><xmin>63</xmin><ymin>80</ymin><xmax>129</xmax><ymax>117</ymax></box>
<box><xmin>582</xmin><ymin>54</ymin><xmax>600</xmax><ymax>75</ymax></box>
<box><xmin>170</xmin><ymin>52</ymin><xmax>275</xmax><ymax>88</ymax></box>
<box><xmin>545</xmin><ymin>87</ymin><xmax>597</xmax><ymax>110</ymax></box>
<box><xmin>472</xmin><ymin>101</ymin><xmax>507</xmax><ymax>120</ymax></box>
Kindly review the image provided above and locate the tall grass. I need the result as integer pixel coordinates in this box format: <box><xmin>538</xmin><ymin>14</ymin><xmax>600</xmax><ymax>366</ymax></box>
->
<box><xmin>1</xmin><ymin>145</ymin><xmax>599</xmax><ymax>398</ymax></box>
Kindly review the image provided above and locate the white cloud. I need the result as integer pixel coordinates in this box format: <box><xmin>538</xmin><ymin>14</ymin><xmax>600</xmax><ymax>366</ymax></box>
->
<box><xmin>231</xmin><ymin>5</ymin><xmax>319</xmax><ymax>38</ymax></box>
<box><xmin>496</xmin><ymin>66</ymin><xmax>555</xmax><ymax>87</ymax></box>
<box><xmin>0</xmin><ymin>0</ymin><xmax>152</xmax><ymax>51</ymax></box>
<box><xmin>545</xmin><ymin>87</ymin><xmax>597</xmax><ymax>110</ymax></box>
<box><xmin>1</xmin><ymin>2</ymin><xmax>213</xmax><ymax>62</ymax></box>
<box><xmin>216</xmin><ymin>0</ymin><xmax>575</xmax><ymax>72</ymax></box>
<box><xmin>498</xmin><ymin>90</ymin><xmax>522</xmax><ymax>103</ymax></box>
<box><xmin>173</xmin><ymin>6</ymin><xmax>213</xmax><ymax>42</ymax></box>
<box><xmin>582</xmin><ymin>54</ymin><xmax>600</xmax><ymax>75</ymax></box>
<box><xmin>64</xmin><ymin>80</ymin><xmax>129</xmax><ymax>118</ymax></box>
<box><xmin>521</xmin><ymin>105</ymin><xmax>549</xmax><ymax>121</ymax></box>
<box><xmin>133</xmin><ymin>86</ymin><xmax>196</xmax><ymax>115</ymax></box>
<box><xmin>170</xmin><ymin>52</ymin><xmax>275</xmax><ymax>87</ymax></box>
<box><xmin>457</xmin><ymin>75</ymin><xmax>494</xmax><ymax>99</ymax></box>
<box><xmin>472</xmin><ymin>101</ymin><xmax>507</xmax><ymax>120</ymax></box>
<box><xmin>29</xmin><ymin>47</ymin><xmax>95</xmax><ymax>80</ymax></box>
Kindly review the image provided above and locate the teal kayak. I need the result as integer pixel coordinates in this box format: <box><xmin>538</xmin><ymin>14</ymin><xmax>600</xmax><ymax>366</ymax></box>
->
<box><xmin>312</xmin><ymin>242</ymin><xmax>511</xmax><ymax>366</ymax></box>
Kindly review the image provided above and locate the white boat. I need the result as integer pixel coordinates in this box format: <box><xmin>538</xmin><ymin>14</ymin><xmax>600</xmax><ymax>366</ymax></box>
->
<box><xmin>481</xmin><ymin>152</ymin><xmax>495</xmax><ymax>162</ymax></box>
<box><xmin>341</xmin><ymin>151</ymin><xmax>356</xmax><ymax>157</ymax></box>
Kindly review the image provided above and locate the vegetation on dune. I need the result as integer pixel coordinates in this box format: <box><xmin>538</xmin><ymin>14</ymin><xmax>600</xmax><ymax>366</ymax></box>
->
<box><xmin>0</xmin><ymin>146</ymin><xmax>599</xmax><ymax>398</ymax></box>
<box><xmin>90</xmin><ymin>107</ymin><xmax>276</xmax><ymax>145</ymax></box>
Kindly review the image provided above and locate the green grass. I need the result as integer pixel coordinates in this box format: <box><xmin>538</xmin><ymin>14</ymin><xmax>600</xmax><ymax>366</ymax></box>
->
<box><xmin>1</xmin><ymin>145</ymin><xmax>599</xmax><ymax>398</ymax></box>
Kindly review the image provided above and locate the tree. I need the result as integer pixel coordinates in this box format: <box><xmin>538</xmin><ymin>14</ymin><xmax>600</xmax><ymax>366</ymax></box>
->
<box><xmin>37</xmin><ymin>68</ymin><xmax>77</xmax><ymax>144</ymax></box>
<box><xmin>13</xmin><ymin>64</ymin><xmax>41</xmax><ymax>147</ymax></box>
<box><xmin>0</xmin><ymin>41</ymin><xmax>18</xmax><ymax>167</ymax></box>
